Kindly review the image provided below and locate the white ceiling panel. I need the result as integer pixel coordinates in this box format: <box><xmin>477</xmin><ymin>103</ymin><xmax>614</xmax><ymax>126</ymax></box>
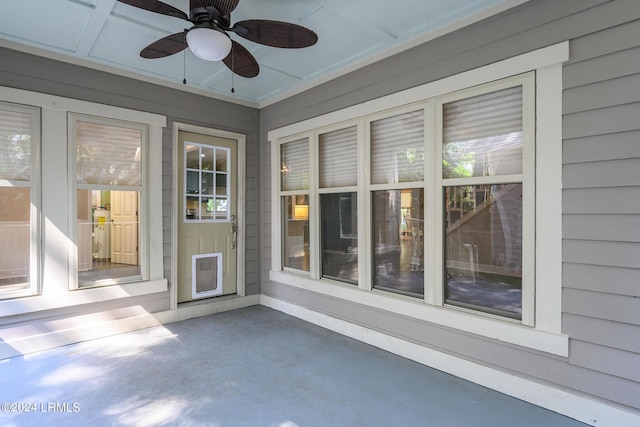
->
<box><xmin>0</xmin><ymin>0</ymin><xmax>529</xmax><ymax>106</ymax></box>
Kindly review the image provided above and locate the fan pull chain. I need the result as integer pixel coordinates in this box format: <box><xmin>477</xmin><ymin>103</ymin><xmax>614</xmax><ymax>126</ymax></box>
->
<box><xmin>231</xmin><ymin>43</ymin><xmax>235</xmax><ymax>94</ymax></box>
<box><xmin>183</xmin><ymin>49</ymin><xmax>187</xmax><ymax>85</ymax></box>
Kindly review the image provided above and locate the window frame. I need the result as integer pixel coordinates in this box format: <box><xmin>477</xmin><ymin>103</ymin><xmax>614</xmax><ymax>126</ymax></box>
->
<box><xmin>183</xmin><ymin>141</ymin><xmax>232</xmax><ymax>223</ymax></box>
<box><xmin>434</xmin><ymin>73</ymin><xmax>536</xmax><ymax>326</ymax></box>
<box><xmin>0</xmin><ymin>101</ymin><xmax>41</xmax><ymax>300</ymax></box>
<box><xmin>68</xmin><ymin>113</ymin><xmax>149</xmax><ymax>289</ymax></box>
<box><xmin>270</xmin><ymin>42</ymin><xmax>568</xmax><ymax>356</ymax></box>
<box><xmin>316</xmin><ymin>119</ymin><xmax>362</xmax><ymax>285</ymax></box>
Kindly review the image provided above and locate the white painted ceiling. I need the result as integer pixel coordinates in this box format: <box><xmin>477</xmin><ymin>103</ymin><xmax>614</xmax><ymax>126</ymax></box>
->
<box><xmin>0</xmin><ymin>0</ymin><xmax>527</xmax><ymax>107</ymax></box>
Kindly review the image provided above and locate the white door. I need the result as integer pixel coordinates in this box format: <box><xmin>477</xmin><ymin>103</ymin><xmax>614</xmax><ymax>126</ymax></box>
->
<box><xmin>111</xmin><ymin>190</ymin><xmax>139</xmax><ymax>265</ymax></box>
<box><xmin>177</xmin><ymin>131</ymin><xmax>238</xmax><ymax>303</ymax></box>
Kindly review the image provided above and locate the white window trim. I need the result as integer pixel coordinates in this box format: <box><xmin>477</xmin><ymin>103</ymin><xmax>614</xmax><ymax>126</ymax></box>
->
<box><xmin>0</xmin><ymin>86</ymin><xmax>167</xmax><ymax>317</ymax></box>
<box><xmin>68</xmin><ymin>113</ymin><xmax>149</xmax><ymax>289</ymax></box>
<box><xmin>269</xmin><ymin>42</ymin><xmax>569</xmax><ymax>356</ymax></box>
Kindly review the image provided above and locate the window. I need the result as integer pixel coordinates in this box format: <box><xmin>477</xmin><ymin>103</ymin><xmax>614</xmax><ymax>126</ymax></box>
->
<box><xmin>369</xmin><ymin>108</ymin><xmax>426</xmax><ymax>297</ymax></box>
<box><xmin>270</xmin><ymin>43</ymin><xmax>568</xmax><ymax>355</ymax></box>
<box><xmin>438</xmin><ymin>81</ymin><xmax>534</xmax><ymax>323</ymax></box>
<box><xmin>319</xmin><ymin>125</ymin><xmax>359</xmax><ymax>284</ymax></box>
<box><xmin>184</xmin><ymin>143</ymin><xmax>230</xmax><ymax>221</ymax></box>
<box><xmin>72</xmin><ymin>116</ymin><xmax>147</xmax><ymax>287</ymax></box>
<box><xmin>0</xmin><ymin>102</ymin><xmax>40</xmax><ymax>299</ymax></box>
<box><xmin>281</xmin><ymin>137</ymin><xmax>310</xmax><ymax>271</ymax></box>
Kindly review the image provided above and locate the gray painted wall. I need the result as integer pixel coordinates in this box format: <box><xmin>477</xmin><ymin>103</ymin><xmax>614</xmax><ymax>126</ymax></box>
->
<box><xmin>0</xmin><ymin>47</ymin><xmax>260</xmax><ymax>327</ymax></box>
<box><xmin>260</xmin><ymin>0</ymin><xmax>640</xmax><ymax>411</ymax></box>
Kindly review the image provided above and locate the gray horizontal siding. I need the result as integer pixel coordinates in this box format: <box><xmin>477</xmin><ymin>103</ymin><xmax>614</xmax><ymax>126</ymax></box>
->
<box><xmin>563</xmin><ymin>313</ymin><xmax>640</xmax><ymax>354</ymax></box>
<box><xmin>569</xmin><ymin>340</ymin><xmax>640</xmax><ymax>383</ymax></box>
<box><xmin>563</xmin><ymin>158</ymin><xmax>640</xmax><ymax>188</ymax></box>
<box><xmin>563</xmin><ymin>130</ymin><xmax>640</xmax><ymax>164</ymax></box>
<box><xmin>260</xmin><ymin>0</ymin><xmax>640</xmax><ymax>413</ymax></box>
<box><xmin>563</xmin><ymin>215</ymin><xmax>640</xmax><ymax>242</ymax></box>
<box><xmin>563</xmin><ymin>288</ymin><xmax>640</xmax><ymax>326</ymax></box>
<box><xmin>564</xmin><ymin>187</ymin><xmax>640</xmax><ymax>214</ymax></box>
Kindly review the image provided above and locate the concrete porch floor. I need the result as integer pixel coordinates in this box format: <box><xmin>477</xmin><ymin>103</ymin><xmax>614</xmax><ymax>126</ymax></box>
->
<box><xmin>0</xmin><ymin>306</ymin><xmax>589</xmax><ymax>427</ymax></box>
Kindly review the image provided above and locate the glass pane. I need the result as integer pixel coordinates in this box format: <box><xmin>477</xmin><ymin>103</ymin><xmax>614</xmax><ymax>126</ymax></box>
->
<box><xmin>371</xmin><ymin>110</ymin><xmax>425</xmax><ymax>184</ymax></box>
<box><xmin>444</xmin><ymin>184</ymin><xmax>522</xmax><ymax>319</ymax></box>
<box><xmin>319</xmin><ymin>126</ymin><xmax>357</xmax><ymax>188</ymax></box>
<box><xmin>215</xmin><ymin>198</ymin><xmax>228</xmax><ymax>220</ymax></box>
<box><xmin>186</xmin><ymin>144</ymin><xmax>200</xmax><ymax>169</ymax></box>
<box><xmin>281</xmin><ymin>138</ymin><xmax>309</xmax><ymax>191</ymax></box>
<box><xmin>321</xmin><ymin>193</ymin><xmax>357</xmax><ymax>284</ymax></box>
<box><xmin>283</xmin><ymin>195</ymin><xmax>310</xmax><ymax>271</ymax></box>
<box><xmin>78</xmin><ymin>190</ymin><xmax>141</xmax><ymax>285</ymax></box>
<box><xmin>76</xmin><ymin>121</ymin><xmax>142</xmax><ymax>186</ymax></box>
<box><xmin>201</xmin><ymin>146</ymin><xmax>214</xmax><ymax>171</ymax></box>
<box><xmin>372</xmin><ymin>189</ymin><xmax>424</xmax><ymax>298</ymax></box>
<box><xmin>0</xmin><ymin>109</ymin><xmax>32</xmax><ymax>181</ymax></box>
<box><xmin>216</xmin><ymin>173</ymin><xmax>228</xmax><ymax>196</ymax></box>
<box><xmin>201</xmin><ymin>198</ymin><xmax>214</xmax><ymax>220</ymax></box>
<box><xmin>186</xmin><ymin>196</ymin><xmax>200</xmax><ymax>219</ymax></box>
<box><xmin>0</xmin><ymin>187</ymin><xmax>30</xmax><ymax>290</ymax></box>
<box><xmin>202</xmin><ymin>172</ymin><xmax>214</xmax><ymax>196</ymax></box>
<box><xmin>443</xmin><ymin>86</ymin><xmax>523</xmax><ymax>179</ymax></box>
<box><xmin>186</xmin><ymin>171</ymin><xmax>199</xmax><ymax>194</ymax></box>
<box><xmin>215</xmin><ymin>148</ymin><xmax>228</xmax><ymax>172</ymax></box>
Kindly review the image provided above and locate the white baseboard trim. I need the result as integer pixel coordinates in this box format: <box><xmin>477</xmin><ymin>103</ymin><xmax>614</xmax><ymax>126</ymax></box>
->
<box><xmin>0</xmin><ymin>294</ymin><xmax>260</xmax><ymax>359</ymax></box>
<box><xmin>260</xmin><ymin>295</ymin><xmax>639</xmax><ymax>427</ymax></box>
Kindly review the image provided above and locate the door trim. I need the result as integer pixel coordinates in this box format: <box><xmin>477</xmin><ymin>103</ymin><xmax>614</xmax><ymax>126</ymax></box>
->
<box><xmin>171</xmin><ymin>122</ymin><xmax>246</xmax><ymax>309</ymax></box>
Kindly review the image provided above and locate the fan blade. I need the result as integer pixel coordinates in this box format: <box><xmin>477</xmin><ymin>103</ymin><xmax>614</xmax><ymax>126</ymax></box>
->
<box><xmin>141</xmin><ymin>32</ymin><xmax>188</xmax><ymax>58</ymax></box>
<box><xmin>204</xmin><ymin>0</ymin><xmax>239</xmax><ymax>17</ymax></box>
<box><xmin>222</xmin><ymin>40</ymin><xmax>259</xmax><ymax>78</ymax></box>
<box><xmin>231</xmin><ymin>20</ymin><xmax>318</xmax><ymax>48</ymax></box>
<box><xmin>117</xmin><ymin>0</ymin><xmax>189</xmax><ymax>20</ymax></box>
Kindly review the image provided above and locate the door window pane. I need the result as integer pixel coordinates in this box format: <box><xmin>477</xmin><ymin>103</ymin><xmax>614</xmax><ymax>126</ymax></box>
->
<box><xmin>371</xmin><ymin>110</ymin><xmax>425</xmax><ymax>184</ymax></box>
<box><xmin>283</xmin><ymin>195</ymin><xmax>310</xmax><ymax>271</ymax></box>
<box><xmin>321</xmin><ymin>193</ymin><xmax>357</xmax><ymax>284</ymax></box>
<box><xmin>444</xmin><ymin>184</ymin><xmax>522</xmax><ymax>319</ymax></box>
<box><xmin>0</xmin><ymin>188</ymin><xmax>31</xmax><ymax>291</ymax></box>
<box><xmin>443</xmin><ymin>86</ymin><xmax>523</xmax><ymax>179</ymax></box>
<box><xmin>372</xmin><ymin>189</ymin><xmax>424</xmax><ymax>298</ymax></box>
<box><xmin>184</xmin><ymin>143</ymin><xmax>230</xmax><ymax>221</ymax></box>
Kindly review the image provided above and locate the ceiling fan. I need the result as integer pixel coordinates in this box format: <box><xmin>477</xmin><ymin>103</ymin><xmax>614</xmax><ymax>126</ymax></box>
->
<box><xmin>117</xmin><ymin>0</ymin><xmax>318</xmax><ymax>78</ymax></box>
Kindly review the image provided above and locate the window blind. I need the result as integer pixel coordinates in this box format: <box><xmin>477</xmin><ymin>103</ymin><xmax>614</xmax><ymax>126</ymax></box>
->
<box><xmin>319</xmin><ymin>126</ymin><xmax>357</xmax><ymax>188</ymax></box>
<box><xmin>281</xmin><ymin>137</ymin><xmax>309</xmax><ymax>191</ymax></box>
<box><xmin>76</xmin><ymin>121</ymin><xmax>142</xmax><ymax>187</ymax></box>
<box><xmin>444</xmin><ymin>86</ymin><xmax>522</xmax><ymax>142</ymax></box>
<box><xmin>0</xmin><ymin>108</ymin><xmax>32</xmax><ymax>181</ymax></box>
<box><xmin>443</xmin><ymin>86</ymin><xmax>523</xmax><ymax>178</ymax></box>
<box><xmin>370</xmin><ymin>109</ymin><xmax>425</xmax><ymax>184</ymax></box>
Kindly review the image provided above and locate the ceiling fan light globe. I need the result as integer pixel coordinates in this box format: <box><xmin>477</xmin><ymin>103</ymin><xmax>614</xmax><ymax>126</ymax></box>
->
<box><xmin>187</xmin><ymin>27</ymin><xmax>232</xmax><ymax>61</ymax></box>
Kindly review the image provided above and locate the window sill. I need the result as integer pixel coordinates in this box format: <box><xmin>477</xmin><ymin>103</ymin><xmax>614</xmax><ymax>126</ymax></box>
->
<box><xmin>0</xmin><ymin>278</ymin><xmax>168</xmax><ymax>317</ymax></box>
<box><xmin>270</xmin><ymin>270</ymin><xmax>568</xmax><ymax>356</ymax></box>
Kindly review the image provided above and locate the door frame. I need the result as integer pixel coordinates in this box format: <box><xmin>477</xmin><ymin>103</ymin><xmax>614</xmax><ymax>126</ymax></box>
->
<box><xmin>171</xmin><ymin>122</ymin><xmax>246</xmax><ymax>309</ymax></box>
